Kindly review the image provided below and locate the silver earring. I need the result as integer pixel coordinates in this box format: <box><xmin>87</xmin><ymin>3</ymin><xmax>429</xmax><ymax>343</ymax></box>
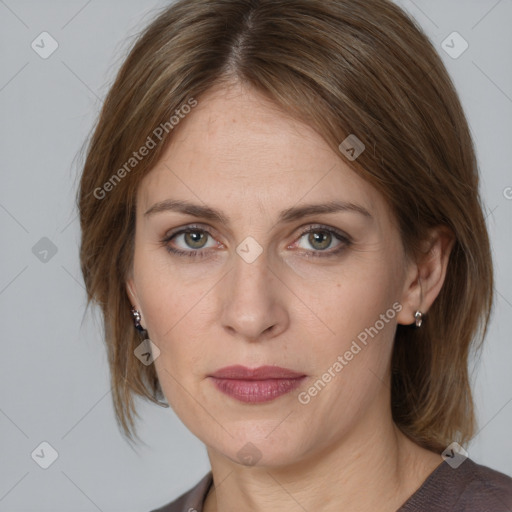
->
<box><xmin>414</xmin><ymin>310</ymin><xmax>423</xmax><ymax>328</ymax></box>
<box><xmin>131</xmin><ymin>306</ymin><xmax>145</xmax><ymax>332</ymax></box>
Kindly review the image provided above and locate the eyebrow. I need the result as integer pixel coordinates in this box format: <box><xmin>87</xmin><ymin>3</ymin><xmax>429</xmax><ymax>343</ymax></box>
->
<box><xmin>144</xmin><ymin>199</ymin><xmax>373</xmax><ymax>224</ymax></box>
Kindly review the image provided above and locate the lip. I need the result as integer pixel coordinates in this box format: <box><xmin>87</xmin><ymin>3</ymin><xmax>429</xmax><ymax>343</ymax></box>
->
<box><xmin>209</xmin><ymin>365</ymin><xmax>305</xmax><ymax>380</ymax></box>
<box><xmin>208</xmin><ymin>365</ymin><xmax>306</xmax><ymax>403</ymax></box>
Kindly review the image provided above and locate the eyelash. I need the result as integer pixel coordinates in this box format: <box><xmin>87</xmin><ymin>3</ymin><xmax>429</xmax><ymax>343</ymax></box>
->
<box><xmin>161</xmin><ymin>224</ymin><xmax>352</xmax><ymax>260</ymax></box>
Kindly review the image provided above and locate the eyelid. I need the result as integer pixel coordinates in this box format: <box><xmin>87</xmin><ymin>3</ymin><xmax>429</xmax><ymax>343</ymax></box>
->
<box><xmin>162</xmin><ymin>222</ymin><xmax>352</xmax><ymax>258</ymax></box>
<box><xmin>163</xmin><ymin>222</ymin><xmax>218</xmax><ymax>238</ymax></box>
<box><xmin>162</xmin><ymin>223</ymin><xmax>222</xmax><ymax>252</ymax></box>
<box><xmin>293</xmin><ymin>224</ymin><xmax>352</xmax><ymax>244</ymax></box>
<box><xmin>287</xmin><ymin>224</ymin><xmax>351</xmax><ymax>257</ymax></box>
<box><xmin>163</xmin><ymin>222</ymin><xmax>351</xmax><ymax>242</ymax></box>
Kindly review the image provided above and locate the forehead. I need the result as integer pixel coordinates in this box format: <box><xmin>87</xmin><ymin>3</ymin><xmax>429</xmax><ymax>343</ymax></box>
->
<box><xmin>137</xmin><ymin>84</ymin><xmax>388</xmax><ymax>224</ymax></box>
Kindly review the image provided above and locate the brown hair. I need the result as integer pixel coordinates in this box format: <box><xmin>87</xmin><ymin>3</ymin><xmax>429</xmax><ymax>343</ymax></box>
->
<box><xmin>78</xmin><ymin>0</ymin><xmax>493</xmax><ymax>451</ymax></box>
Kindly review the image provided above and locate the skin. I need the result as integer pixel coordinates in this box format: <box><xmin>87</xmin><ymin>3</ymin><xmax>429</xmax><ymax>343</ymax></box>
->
<box><xmin>127</xmin><ymin>82</ymin><xmax>454</xmax><ymax>512</ymax></box>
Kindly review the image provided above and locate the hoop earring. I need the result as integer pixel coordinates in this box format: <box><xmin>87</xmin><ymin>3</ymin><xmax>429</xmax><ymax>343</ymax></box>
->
<box><xmin>414</xmin><ymin>310</ymin><xmax>423</xmax><ymax>328</ymax></box>
<box><xmin>131</xmin><ymin>306</ymin><xmax>145</xmax><ymax>332</ymax></box>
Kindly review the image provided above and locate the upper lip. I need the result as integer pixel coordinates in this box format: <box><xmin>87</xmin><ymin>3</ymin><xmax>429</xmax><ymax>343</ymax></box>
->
<box><xmin>209</xmin><ymin>365</ymin><xmax>305</xmax><ymax>380</ymax></box>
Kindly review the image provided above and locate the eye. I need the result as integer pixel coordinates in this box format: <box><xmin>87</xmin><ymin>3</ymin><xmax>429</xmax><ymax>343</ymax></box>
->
<box><xmin>161</xmin><ymin>223</ymin><xmax>351</xmax><ymax>260</ymax></box>
<box><xmin>176</xmin><ymin>230</ymin><xmax>211</xmax><ymax>250</ymax></box>
<box><xmin>162</xmin><ymin>225</ymin><xmax>220</xmax><ymax>258</ymax></box>
<box><xmin>293</xmin><ymin>225</ymin><xmax>351</xmax><ymax>257</ymax></box>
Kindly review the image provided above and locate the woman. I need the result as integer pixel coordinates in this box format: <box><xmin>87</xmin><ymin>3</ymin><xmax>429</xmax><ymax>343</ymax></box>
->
<box><xmin>78</xmin><ymin>0</ymin><xmax>512</xmax><ymax>510</ymax></box>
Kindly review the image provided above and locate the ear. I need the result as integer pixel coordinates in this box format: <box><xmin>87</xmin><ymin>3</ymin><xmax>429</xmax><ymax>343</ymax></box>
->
<box><xmin>126</xmin><ymin>276</ymin><xmax>146</xmax><ymax>329</ymax></box>
<box><xmin>396</xmin><ymin>225</ymin><xmax>455</xmax><ymax>326</ymax></box>
<box><xmin>126</xmin><ymin>276</ymin><xmax>139</xmax><ymax>308</ymax></box>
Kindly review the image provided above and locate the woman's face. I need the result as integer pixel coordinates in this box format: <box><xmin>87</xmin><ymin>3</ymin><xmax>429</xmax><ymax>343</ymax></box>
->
<box><xmin>127</xmin><ymin>83</ymin><xmax>416</xmax><ymax>467</ymax></box>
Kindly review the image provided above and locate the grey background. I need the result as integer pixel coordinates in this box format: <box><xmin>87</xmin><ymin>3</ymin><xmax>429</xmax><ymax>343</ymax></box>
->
<box><xmin>0</xmin><ymin>0</ymin><xmax>511</xmax><ymax>510</ymax></box>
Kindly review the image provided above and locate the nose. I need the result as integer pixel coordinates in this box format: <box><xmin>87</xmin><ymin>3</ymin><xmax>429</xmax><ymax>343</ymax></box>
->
<box><xmin>219</xmin><ymin>247</ymin><xmax>289</xmax><ymax>342</ymax></box>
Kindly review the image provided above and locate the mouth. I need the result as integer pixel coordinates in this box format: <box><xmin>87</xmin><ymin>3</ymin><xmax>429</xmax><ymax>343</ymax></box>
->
<box><xmin>208</xmin><ymin>365</ymin><xmax>306</xmax><ymax>403</ymax></box>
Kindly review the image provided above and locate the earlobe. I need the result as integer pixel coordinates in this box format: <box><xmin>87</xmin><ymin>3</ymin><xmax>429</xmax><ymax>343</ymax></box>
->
<box><xmin>126</xmin><ymin>279</ymin><xmax>146</xmax><ymax>331</ymax></box>
<box><xmin>397</xmin><ymin>226</ymin><xmax>455</xmax><ymax>326</ymax></box>
<box><xmin>396</xmin><ymin>262</ymin><xmax>422</xmax><ymax>326</ymax></box>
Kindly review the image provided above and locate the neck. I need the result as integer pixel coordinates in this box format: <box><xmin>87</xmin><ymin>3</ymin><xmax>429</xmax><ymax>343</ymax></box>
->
<box><xmin>203</xmin><ymin>403</ymin><xmax>442</xmax><ymax>512</ymax></box>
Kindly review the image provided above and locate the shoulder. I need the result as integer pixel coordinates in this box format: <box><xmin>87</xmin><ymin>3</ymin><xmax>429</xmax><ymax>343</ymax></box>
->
<box><xmin>457</xmin><ymin>459</ymin><xmax>512</xmax><ymax>510</ymax></box>
<box><xmin>148</xmin><ymin>472</ymin><xmax>213</xmax><ymax>512</ymax></box>
<box><xmin>399</xmin><ymin>458</ymin><xmax>512</xmax><ymax>512</ymax></box>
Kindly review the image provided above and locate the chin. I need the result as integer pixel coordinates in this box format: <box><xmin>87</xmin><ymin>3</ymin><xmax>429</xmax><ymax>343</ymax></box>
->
<box><xmin>207</xmin><ymin>426</ymin><xmax>310</xmax><ymax>469</ymax></box>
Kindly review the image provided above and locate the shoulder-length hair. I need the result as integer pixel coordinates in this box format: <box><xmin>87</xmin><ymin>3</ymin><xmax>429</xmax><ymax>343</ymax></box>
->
<box><xmin>78</xmin><ymin>0</ymin><xmax>493</xmax><ymax>452</ymax></box>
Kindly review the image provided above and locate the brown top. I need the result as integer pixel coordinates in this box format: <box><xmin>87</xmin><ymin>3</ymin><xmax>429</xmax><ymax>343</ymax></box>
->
<box><xmin>150</xmin><ymin>458</ymin><xmax>512</xmax><ymax>512</ymax></box>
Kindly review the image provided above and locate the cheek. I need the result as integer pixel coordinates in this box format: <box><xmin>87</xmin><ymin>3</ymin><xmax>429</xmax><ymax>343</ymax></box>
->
<box><xmin>141</xmin><ymin>287</ymin><xmax>212</xmax><ymax>384</ymax></box>
<box><xmin>298</xmin><ymin>259</ymin><xmax>401</xmax><ymax>342</ymax></box>
<box><xmin>133</xmin><ymin>248</ymin><xmax>213</xmax><ymax>340</ymax></box>
<box><xmin>303</xmin><ymin>301</ymin><xmax>399</xmax><ymax>427</ymax></box>
<box><xmin>136</xmin><ymin>275</ymin><xmax>217</xmax><ymax>386</ymax></box>
<box><xmin>306</xmin><ymin>264</ymin><xmax>402</xmax><ymax>385</ymax></box>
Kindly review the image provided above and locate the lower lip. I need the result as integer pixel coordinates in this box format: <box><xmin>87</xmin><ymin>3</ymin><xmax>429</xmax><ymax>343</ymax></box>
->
<box><xmin>209</xmin><ymin>377</ymin><xmax>306</xmax><ymax>403</ymax></box>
